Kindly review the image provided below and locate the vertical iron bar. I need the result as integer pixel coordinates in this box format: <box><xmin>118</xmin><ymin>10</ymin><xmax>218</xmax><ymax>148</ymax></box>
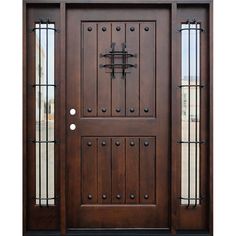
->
<box><xmin>53</xmin><ymin>24</ymin><xmax>56</xmax><ymax>204</ymax></box>
<box><xmin>187</xmin><ymin>21</ymin><xmax>191</xmax><ymax>208</ymax></box>
<box><xmin>194</xmin><ymin>22</ymin><xmax>198</xmax><ymax>208</ymax></box>
<box><xmin>38</xmin><ymin>22</ymin><xmax>42</xmax><ymax>207</ymax></box>
<box><xmin>46</xmin><ymin>21</ymin><xmax>49</xmax><ymax>207</ymax></box>
<box><xmin>111</xmin><ymin>43</ymin><xmax>115</xmax><ymax>79</ymax></box>
<box><xmin>122</xmin><ymin>43</ymin><xmax>126</xmax><ymax>78</ymax></box>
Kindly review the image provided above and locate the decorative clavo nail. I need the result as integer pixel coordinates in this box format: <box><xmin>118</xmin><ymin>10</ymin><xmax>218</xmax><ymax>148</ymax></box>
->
<box><xmin>144</xmin><ymin>141</ymin><xmax>149</xmax><ymax>146</ymax></box>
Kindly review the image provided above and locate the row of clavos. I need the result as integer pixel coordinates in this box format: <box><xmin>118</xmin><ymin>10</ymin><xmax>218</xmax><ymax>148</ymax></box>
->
<box><xmin>87</xmin><ymin>141</ymin><xmax>150</xmax><ymax>147</ymax></box>
<box><xmin>87</xmin><ymin>26</ymin><xmax>150</xmax><ymax>32</ymax></box>
<box><xmin>86</xmin><ymin>108</ymin><xmax>149</xmax><ymax>113</ymax></box>
<box><xmin>87</xmin><ymin>194</ymin><xmax>149</xmax><ymax>200</ymax></box>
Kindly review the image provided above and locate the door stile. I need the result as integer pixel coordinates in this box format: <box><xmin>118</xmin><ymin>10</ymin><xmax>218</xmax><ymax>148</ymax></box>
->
<box><xmin>171</xmin><ymin>3</ymin><xmax>177</xmax><ymax>235</ymax></box>
<box><xmin>209</xmin><ymin>2</ymin><xmax>213</xmax><ymax>235</ymax></box>
<box><xmin>23</xmin><ymin>1</ymin><xmax>27</xmax><ymax>234</ymax></box>
<box><xmin>59</xmin><ymin>2</ymin><xmax>66</xmax><ymax>235</ymax></box>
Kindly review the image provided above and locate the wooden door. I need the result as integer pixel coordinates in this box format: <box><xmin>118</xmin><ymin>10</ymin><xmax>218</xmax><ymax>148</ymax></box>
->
<box><xmin>66</xmin><ymin>7</ymin><xmax>170</xmax><ymax>228</ymax></box>
<box><xmin>24</xmin><ymin>2</ymin><xmax>213</xmax><ymax>235</ymax></box>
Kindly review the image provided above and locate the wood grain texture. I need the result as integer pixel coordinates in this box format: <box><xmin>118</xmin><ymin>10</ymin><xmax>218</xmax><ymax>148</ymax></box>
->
<box><xmin>59</xmin><ymin>3</ymin><xmax>66</xmax><ymax>235</ymax></box>
<box><xmin>171</xmin><ymin>3</ymin><xmax>177</xmax><ymax>234</ymax></box>
<box><xmin>111</xmin><ymin>137</ymin><xmax>125</xmax><ymax>203</ymax></box>
<box><xmin>98</xmin><ymin>23</ymin><xmax>112</xmax><ymax>117</ymax></box>
<box><xmin>111</xmin><ymin>22</ymin><xmax>125</xmax><ymax>116</ymax></box>
<box><xmin>24</xmin><ymin>2</ymin><xmax>211</xmax><ymax>232</ymax></box>
<box><xmin>140</xmin><ymin>22</ymin><xmax>155</xmax><ymax>117</ymax></box>
<box><xmin>82</xmin><ymin>137</ymin><xmax>98</xmax><ymax>204</ymax></box>
<box><xmin>140</xmin><ymin>137</ymin><xmax>155</xmax><ymax>204</ymax></box>
<box><xmin>83</xmin><ymin>23</ymin><xmax>97</xmax><ymax>117</ymax></box>
<box><xmin>125</xmin><ymin>137</ymin><xmax>139</xmax><ymax>204</ymax></box>
<box><xmin>209</xmin><ymin>3</ymin><xmax>213</xmax><ymax>236</ymax></box>
<box><xmin>98</xmin><ymin>137</ymin><xmax>112</xmax><ymax>204</ymax></box>
<box><xmin>26</xmin><ymin>6</ymin><xmax>60</xmax><ymax>230</ymax></box>
<box><xmin>24</xmin><ymin>0</ymin><xmax>213</xmax><ymax>4</ymax></box>
<box><xmin>176</xmin><ymin>5</ymin><xmax>209</xmax><ymax>230</ymax></box>
<box><xmin>126</xmin><ymin>23</ymin><xmax>140</xmax><ymax>116</ymax></box>
<box><xmin>66</xmin><ymin>7</ymin><xmax>170</xmax><ymax>228</ymax></box>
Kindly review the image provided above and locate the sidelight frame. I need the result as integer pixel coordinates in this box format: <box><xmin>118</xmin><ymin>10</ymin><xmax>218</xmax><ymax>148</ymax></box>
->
<box><xmin>23</xmin><ymin>0</ymin><xmax>213</xmax><ymax>235</ymax></box>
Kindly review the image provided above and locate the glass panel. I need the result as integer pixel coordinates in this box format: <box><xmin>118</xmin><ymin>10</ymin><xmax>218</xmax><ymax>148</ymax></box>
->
<box><xmin>35</xmin><ymin>23</ymin><xmax>55</xmax><ymax>206</ymax></box>
<box><xmin>181</xmin><ymin>23</ymin><xmax>201</xmax><ymax>206</ymax></box>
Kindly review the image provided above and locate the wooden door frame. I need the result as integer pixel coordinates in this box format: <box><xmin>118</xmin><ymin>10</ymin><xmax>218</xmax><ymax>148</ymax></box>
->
<box><xmin>23</xmin><ymin>0</ymin><xmax>213</xmax><ymax>235</ymax></box>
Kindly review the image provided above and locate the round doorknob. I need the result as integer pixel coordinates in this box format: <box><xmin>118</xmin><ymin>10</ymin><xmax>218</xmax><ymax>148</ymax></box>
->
<box><xmin>101</xmin><ymin>108</ymin><xmax>107</xmax><ymax>112</ymax></box>
<box><xmin>88</xmin><ymin>194</ymin><xmax>92</xmax><ymax>199</ymax></box>
<box><xmin>130</xmin><ymin>108</ymin><xmax>135</xmax><ymax>113</ymax></box>
<box><xmin>87</xmin><ymin>141</ymin><xmax>92</xmax><ymax>146</ymax></box>
<box><xmin>87</xmin><ymin>108</ymin><xmax>92</xmax><ymax>112</ymax></box>
<box><xmin>144</xmin><ymin>108</ymin><xmax>149</xmax><ymax>113</ymax></box>
<box><xmin>116</xmin><ymin>194</ymin><xmax>121</xmax><ymax>199</ymax></box>
<box><xmin>102</xmin><ymin>194</ymin><xmax>107</xmax><ymax>199</ymax></box>
<box><xmin>101</xmin><ymin>141</ymin><xmax>106</xmax><ymax>146</ymax></box>
<box><xmin>116</xmin><ymin>108</ymin><xmax>121</xmax><ymax>113</ymax></box>
<box><xmin>144</xmin><ymin>194</ymin><xmax>149</xmax><ymax>199</ymax></box>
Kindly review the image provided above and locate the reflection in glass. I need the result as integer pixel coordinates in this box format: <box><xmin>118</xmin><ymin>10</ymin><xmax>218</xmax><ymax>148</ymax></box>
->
<box><xmin>181</xmin><ymin>23</ymin><xmax>200</xmax><ymax>205</ymax></box>
<box><xmin>35</xmin><ymin>23</ymin><xmax>55</xmax><ymax>206</ymax></box>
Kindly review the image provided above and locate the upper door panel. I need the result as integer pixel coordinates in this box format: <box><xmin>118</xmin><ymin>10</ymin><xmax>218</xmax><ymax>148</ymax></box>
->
<box><xmin>82</xmin><ymin>21</ymin><xmax>156</xmax><ymax>117</ymax></box>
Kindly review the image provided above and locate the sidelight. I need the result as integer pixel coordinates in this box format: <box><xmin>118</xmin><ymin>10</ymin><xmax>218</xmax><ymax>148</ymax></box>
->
<box><xmin>180</xmin><ymin>22</ymin><xmax>203</xmax><ymax>207</ymax></box>
<box><xmin>34</xmin><ymin>21</ymin><xmax>55</xmax><ymax>206</ymax></box>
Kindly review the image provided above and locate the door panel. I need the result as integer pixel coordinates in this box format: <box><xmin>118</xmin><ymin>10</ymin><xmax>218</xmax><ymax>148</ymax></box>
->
<box><xmin>140</xmin><ymin>137</ymin><xmax>156</xmax><ymax>204</ymax></box>
<box><xmin>125</xmin><ymin>23</ymin><xmax>139</xmax><ymax>117</ymax></box>
<box><xmin>97</xmin><ymin>23</ymin><xmax>112</xmax><ymax>117</ymax></box>
<box><xmin>125</xmin><ymin>137</ymin><xmax>139</xmax><ymax>204</ymax></box>
<box><xmin>139</xmin><ymin>22</ymin><xmax>156</xmax><ymax>117</ymax></box>
<box><xmin>81</xmin><ymin>20</ymin><xmax>156</xmax><ymax>118</ymax></box>
<box><xmin>97</xmin><ymin>137</ymin><xmax>112</xmax><ymax>204</ymax></box>
<box><xmin>82</xmin><ymin>23</ymin><xmax>97</xmax><ymax>117</ymax></box>
<box><xmin>111</xmin><ymin>22</ymin><xmax>126</xmax><ymax>116</ymax></box>
<box><xmin>111</xmin><ymin>137</ymin><xmax>126</xmax><ymax>203</ymax></box>
<box><xmin>82</xmin><ymin>137</ymin><xmax>98</xmax><ymax>204</ymax></box>
<box><xmin>66</xmin><ymin>7</ymin><xmax>170</xmax><ymax>228</ymax></box>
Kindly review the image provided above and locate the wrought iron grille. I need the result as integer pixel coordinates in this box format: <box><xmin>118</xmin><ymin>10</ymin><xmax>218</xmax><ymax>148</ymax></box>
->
<box><xmin>32</xmin><ymin>19</ymin><xmax>58</xmax><ymax>207</ymax></box>
<box><xmin>179</xmin><ymin>20</ymin><xmax>205</xmax><ymax>208</ymax></box>
<box><xmin>100</xmin><ymin>42</ymin><xmax>137</xmax><ymax>79</ymax></box>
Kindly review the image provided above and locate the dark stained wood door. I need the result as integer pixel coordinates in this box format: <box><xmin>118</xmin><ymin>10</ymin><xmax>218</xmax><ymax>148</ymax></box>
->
<box><xmin>24</xmin><ymin>2</ymin><xmax>212</xmax><ymax>234</ymax></box>
<box><xmin>66</xmin><ymin>7</ymin><xmax>170</xmax><ymax>228</ymax></box>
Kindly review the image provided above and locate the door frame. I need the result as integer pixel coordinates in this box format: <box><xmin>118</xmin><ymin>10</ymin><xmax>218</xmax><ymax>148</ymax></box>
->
<box><xmin>23</xmin><ymin>0</ymin><xmax>213</xmax><ymax>235</ymax></box>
